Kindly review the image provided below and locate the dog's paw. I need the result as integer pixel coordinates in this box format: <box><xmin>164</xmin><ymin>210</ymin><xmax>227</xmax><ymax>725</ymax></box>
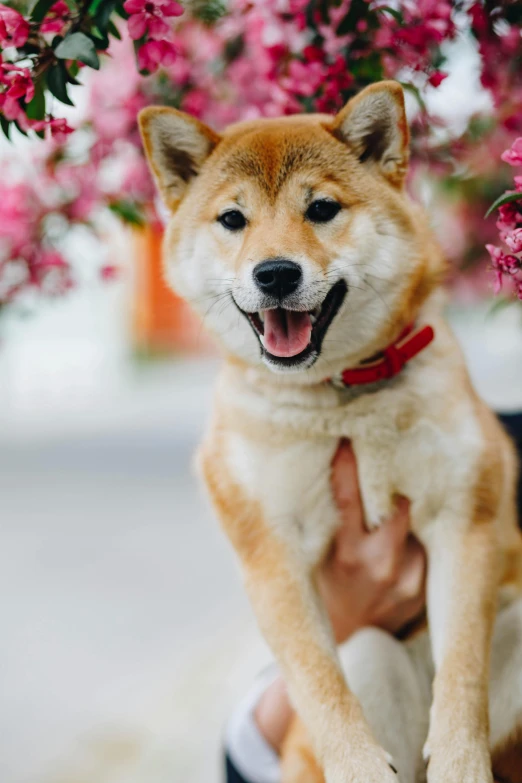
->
<box><xmin>424</xmin><ymin>735</ymin><xmax>493</xmax><ymax>783</ymax></box>
<box><xmin>384</xmin><ymin>751</ymin><xmax>398</xmax><ymax>775</ymax></box>
<box><xmin>325</xmin><ymin>747</ymin><xmax>400</xmax><ymax>783</ymax></box>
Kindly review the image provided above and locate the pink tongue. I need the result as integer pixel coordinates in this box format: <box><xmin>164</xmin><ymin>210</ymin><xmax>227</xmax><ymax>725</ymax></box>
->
<box><xmin>263</xmin><ymin>309</ymin><xmax>312</xmax><ymax>358</ymax></box>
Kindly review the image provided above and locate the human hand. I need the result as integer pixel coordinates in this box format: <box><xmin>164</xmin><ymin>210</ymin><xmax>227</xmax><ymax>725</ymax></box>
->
<box><xmin>319</xmin><ymin>439</ymin><xmax>426</xmax><ymax>642</ymax></box>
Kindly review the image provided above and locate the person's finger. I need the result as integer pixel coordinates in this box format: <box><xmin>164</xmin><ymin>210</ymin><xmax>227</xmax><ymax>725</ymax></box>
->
<box><xmin>331</xmin><ymin>440</ymin><xmax>361</xmax><ymax>510</ymax></box>
<box><xmin>387</xmin><ymin>495</ymin><xmax>411</xmax><ymax>547</ymax></box>
<box><xmin>375</xmin><ymin>536</ymin><xmax>427</xmax><ymax>632</ymax></box>
<box><xmin>359</xmin><ymin>498</ymin><xmax>411</xmax><ymax>580</ymax></box>
<box><xmin>331</xmin><ymin>441</ymin><xmax>366</xmax><ymax>559</ymax></box>
<box><xmin>395</xmin><ymin>536</ymin><xmax>426</xmax><ymax>599</ymax></box>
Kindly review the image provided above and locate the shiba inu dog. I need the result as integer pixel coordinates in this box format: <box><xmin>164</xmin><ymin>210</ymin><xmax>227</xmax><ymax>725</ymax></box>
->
<box><xmin>139</xmin><ymin>81</ymin><xmax>522</xmax><ymax>783</ymax></box>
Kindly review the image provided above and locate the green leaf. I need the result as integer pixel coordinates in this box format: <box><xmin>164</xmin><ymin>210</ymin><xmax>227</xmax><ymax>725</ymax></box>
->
<box><xmin>485</xmin><ymin>191</ymin><xmax>522</xmax><ymax>218</ymax></box>
<box><xmin>109</xmin><ymin>200</ymin><xmax>145</xmax><ymax>226</ymax></box>
<box><xmin>95</xmin><ymin>0</ymin><xmax>119</xmax><ymax>33</ymax></box>
<box><xmin>107</xmin><ymin>19</ymin><xmax>121</xmax><ymax>39</ymax></box>
<box><xmin>305</xmin><ymin>0</ymin><xmax>316</xmax><ymax>30</ymax></box>
<box><xmin>54</xmin><ymin>32</ymin><xmax>100</xmax><ymax>69</ymax></box>
<box><xmin>88</xmin><ymin>0</ymin><xmax>105</xmax><ymax>13</ymax></box>
<box><xmin>46</xmin><ymin>62</ymin><xmax>75</xmax><ymax>105</ymax></box>
<box><xmin>401</xmin><ymin>81</ymin><xmax>428</xmax><ymax>114</ymax></box>
<box><xmin>25</xmin><ymin>81</ymin><xmax>46</xmax><ymax>120</ymax></box>
<box><xmin>317</xmin><ymin>0</ymin><xmax>330</xmax><ymax>25</ymax></box>
<box><xmin>224</xmin><ymin>34</ymin><xmax>244</xmax><ymax>63</ymax></box>
<box><xmin>88</xmin><ymin>27</ymin><xmax>109</xmax><ymax>49</ymax></box>
<box><xmin>0</xmin><ymin>115</ymin><xmax>11</xmax><ymax>141</ymax></box>
<box><xmin>376</xmin><ymin>5</ymin><xmax>403</xmax><ymax>24</ymax></box>
<box><xmin>337</xmin><ymin>0</ymin><xmax>369</xmax><ymax>36</ymax></box>
<box><xmin>192</xmin><ymin>0</ymin><xmax>227</xmax><ymax>23</ymax></box>
<box><xmin>487</xmin><ymin>296</ymin><xmax>518</xmax><ymax>319</ymax></box>
<box><xmin>30</xmin><ymin>0</ymin><xmax>58</xmax><ymax>23</ymax></box>
<box><xmin>66</xmin><ymin>60</ymin><xmax>81</xmax><ymax>84</ymax></box>
<box><xmin>114</xmin><ymin>3</ymin><xmax>129</xmax><ymax>19</ymax></box>
<box><xmin>13</xmin><ymin>120</ymin><xmax>28</xmax><ymax>137</ymax></box>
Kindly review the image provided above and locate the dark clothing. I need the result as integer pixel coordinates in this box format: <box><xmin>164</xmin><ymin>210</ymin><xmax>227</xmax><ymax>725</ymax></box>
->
<box><xmin>225</xmin><ymin>412</ymin><xmax>522</xmax><ymax>783</ymax></box>
<box><xmin>500</xmin><ymin>413</ymin><xmax>522</xmax><ymax>514</ymax></box>
<box><xmin>225</xmin><ymin>755</ymin><xmax>251</xmax><ymax>783</ymax></box>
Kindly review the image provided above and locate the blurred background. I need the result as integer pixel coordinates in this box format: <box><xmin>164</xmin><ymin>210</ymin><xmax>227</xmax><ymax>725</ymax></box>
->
<box><xmin>1</xmin><ymin>2</ymin><xmax>522</xmax><ymax>782</ymax></box>
<box><xmin>0</xmin><ymin>231</ymin><xmax>274</xmax><ymax>783</ymax></box>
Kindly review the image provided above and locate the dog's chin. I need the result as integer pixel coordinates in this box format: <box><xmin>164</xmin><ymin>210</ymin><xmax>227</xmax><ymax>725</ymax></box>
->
<box><xmin>238</xmin><ymin>279</ymin><xmax>347</xmax><ymax>374</ymax></box>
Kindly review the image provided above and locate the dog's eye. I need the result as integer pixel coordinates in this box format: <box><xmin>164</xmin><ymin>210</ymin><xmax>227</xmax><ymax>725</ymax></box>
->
<box><xmin>306</xmin><ymin>199</ymin><xmax>341</xmax><ymax>224</ymax></box>
<box><xmin>218</xmin><ymin>210</ymin><xmax>247</xmax><ymax>231</ymax></box>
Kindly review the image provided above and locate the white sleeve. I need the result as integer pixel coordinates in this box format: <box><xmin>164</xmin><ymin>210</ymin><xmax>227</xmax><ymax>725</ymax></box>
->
<box><xmin>225</xmin><ymin>667</ymin><xmax>282</xmax><ymax>783</ymax></box>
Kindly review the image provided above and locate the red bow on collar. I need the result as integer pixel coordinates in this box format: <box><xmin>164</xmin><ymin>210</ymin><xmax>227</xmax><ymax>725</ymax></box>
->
<box><xmin>334</xmin><ymin>324</ymin><xmax>435</xmax><ymax>388</ymax></box>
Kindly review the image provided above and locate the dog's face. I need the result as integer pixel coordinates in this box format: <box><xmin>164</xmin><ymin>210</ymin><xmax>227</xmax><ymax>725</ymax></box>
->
<box><xmin>140</xmin><ymin>82</ymin><xmax>437</xmax><ymax>380</ymax></box>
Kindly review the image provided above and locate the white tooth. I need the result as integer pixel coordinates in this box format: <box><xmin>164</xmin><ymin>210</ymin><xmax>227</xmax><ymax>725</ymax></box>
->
<box><xmin>310</xmin><ymin>313</ymin><xmax>317</xmax><ymax>325</ymax></box>
<box><xmin>259</xmin><ymin>311</ymin><xmax>265</xmax><ymax>323</ymax></box>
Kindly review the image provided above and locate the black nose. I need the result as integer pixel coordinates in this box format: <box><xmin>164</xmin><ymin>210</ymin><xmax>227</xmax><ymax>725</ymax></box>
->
<box><xmin>253</xmin><ymin>258</ymin><xmax>302</xmax><ymax>299</ymax></box>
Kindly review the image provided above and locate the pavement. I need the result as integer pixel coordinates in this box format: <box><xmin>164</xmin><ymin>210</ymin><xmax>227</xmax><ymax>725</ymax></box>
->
<box><xmin>0</xmin><ymin>285</ymin><xmax>270</xmax><ymax>783</ymax></box>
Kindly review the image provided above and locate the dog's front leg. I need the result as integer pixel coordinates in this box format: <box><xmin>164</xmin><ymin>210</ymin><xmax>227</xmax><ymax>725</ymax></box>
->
<box><xmin>243</xmin><ymin>539</ymin><xmax>399</xmax><ymax>783</ymax></box>
<box><xmin>422</xmin><ymin>516</ymin><xmax>500</xmax><ymax>783</ymax></box>
<box><xmin>201</xmin><ymin>448</ymin><xmax>397</xmax><ymax>783</ymax></box>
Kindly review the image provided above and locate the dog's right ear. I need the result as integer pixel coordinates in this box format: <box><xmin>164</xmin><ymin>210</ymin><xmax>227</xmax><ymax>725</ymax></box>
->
<box><xmin>138</xmin><ymin>107</ymin><xmax>220</xmax><ymax>210</ymax></box>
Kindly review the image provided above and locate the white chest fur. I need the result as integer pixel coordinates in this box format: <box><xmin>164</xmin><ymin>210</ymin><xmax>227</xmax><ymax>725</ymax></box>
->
<box><xmin>212</xmin><ymin>322</ymin><xmax>484</xmax><ymax>568</ymax></box>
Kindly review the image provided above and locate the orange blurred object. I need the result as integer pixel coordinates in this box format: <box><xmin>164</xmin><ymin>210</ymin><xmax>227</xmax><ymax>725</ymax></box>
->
<box><xmin>131</xmin><ymin>222</ymin><xmax>215</xmax><ymax>356</ymax></box>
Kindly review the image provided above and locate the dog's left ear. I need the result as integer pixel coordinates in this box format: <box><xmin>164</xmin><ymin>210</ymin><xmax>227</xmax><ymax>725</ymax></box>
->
<box><xmin>331</xmin><ymin>81</ymin><xmax>409</xmax><ymax>188</ymax></box>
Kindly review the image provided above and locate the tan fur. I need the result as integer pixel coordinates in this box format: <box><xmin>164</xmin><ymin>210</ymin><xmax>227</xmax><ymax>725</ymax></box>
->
<box><xmin>139</xmin><ymin>82</ymin><xmax>522</xmax><ymax>783</ymax></box>
<box><xmin>281</xmin><ymin>718</ymin><xmax>325</xmax><ymax>783</ymax></box>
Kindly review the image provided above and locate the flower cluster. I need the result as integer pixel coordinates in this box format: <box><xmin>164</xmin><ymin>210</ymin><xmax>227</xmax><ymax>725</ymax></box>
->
<box><xmin>0</xmin><ymin>3</ymin><xmax>76</xmax><ymax>138</ymax></box>
<box><xmin>0</xmin><ymin>4</ymin><xmax>29</xmax><ymax>48</ymax></box>
<box><xmin>0</xmin><ymin>176</ymin><xmax>73</xmax><ymax>303</ymax></box>
<box><xmin>487</xmin><ymin>138</ymin><xmax>522</xmax><ymax>300</ymax></box>
<box><xmin>163</xmin><ymin>0</ymin><xmax>458</xmax><ymax>125</ymax></box>
<box><xmin>0</xmin><ymin>0</ymin><xmax>185</xmax><ymax>144</ymax></box>
<box><xmin>40</xmin><ymin>1</ymin><xmax>69</xmax><ymax>36</ymax></box>
<box><xmin>375</xmin><ymin>0</ymin><xmax>454</xmax><ymax>85</ymax></box>
<box><xmin>124</xmin><ymin>0</ymin><xmax>183</xmax><ymax>73</ymax></box>
<box><xmin>1</xmin><ymin>0</ymin><xmax>522</xmax><ymax>308</ymax></box>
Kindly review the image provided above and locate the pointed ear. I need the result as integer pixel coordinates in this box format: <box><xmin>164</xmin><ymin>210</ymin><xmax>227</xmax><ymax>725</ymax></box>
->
<box><xmin>331</xmin><ymin>81</ymin><xmax>409</xmax><ymax>187</ymax></box>
<box><xmin>138</xmin><ymin>107</ymin><xmax>220</xmax><ymax>210</ymax></box>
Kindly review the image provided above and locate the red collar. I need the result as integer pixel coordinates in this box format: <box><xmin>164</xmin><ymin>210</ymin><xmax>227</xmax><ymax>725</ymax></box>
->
<box><xmin>332</xmin><ymin>323</ymin><xmax>435</xmax><ymax>388</ymax></box>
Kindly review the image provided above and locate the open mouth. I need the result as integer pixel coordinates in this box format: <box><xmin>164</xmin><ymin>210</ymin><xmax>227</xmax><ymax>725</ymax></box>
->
<box><xmin>241</xmin><ymin>280</ymin><xmax>347</xmax><ymax>367</ymax></box>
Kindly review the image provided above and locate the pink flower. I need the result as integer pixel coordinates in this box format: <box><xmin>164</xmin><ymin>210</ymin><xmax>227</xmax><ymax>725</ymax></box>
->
<box><xmin>182</xmin><ymin>88</ymin><xmax>210</xmax><ymax>118</ymax></box>
<box><xmin>501</xmin><ymin>138</ymin><xmax>522</xmax><ymax>167</ymax></box>
<box><xmin>100</xmin><ymin>264</ymin><xmax>120</xmax><ymax>281</ymax></box>
<box><xmin>40</xmin><ymin>1</ymin><xmax>69</xmax><ymax>35</ymax></box>
<box><xmin>486</xmin><ymin>244</ymin><xmax>521</xmax><ymax>294</ymax></box>
<box><xmin>32</xmin><ymin>249</ymin><xmax>74</xmax><ymax>295</ymax></box>
<box><xmin>0</xmin><ymin>4</ymin><xmax>29</xmax><ymax>48</ymax></box>
<box><xmin>505</xmin><ymin>228</ymin><xmax>522</xmax><ymax>255</ymax></box>
<box><xmin>0</xmin><ymin>64</ymin><xmax>34</xmax><ymax>121</ymax></box>
<box><xmin>497</xmin><ymin>201</ymin><xmax>522</xmax><ymax>240</ymax></box>
<box><xmin>34</xmin><ymin>249</ymin><xmax>68</xmax><ymax>270</ymax></box>
<box><xmin>0</xmin><ymin>181</ymin><xmax>39</xmax><ymax>263</ymax></box>
<box><xmin>30</xmin><ymin>116</ymin><xmax>74</xmax><ymax>142</ymax></box>
<box><xmin>47</xmin><ymin>117</ymin><xmax>74</xmax><ymax>142</ymax></box>
<box><xmin>428</xmin><ymin>70</ymin><xmax>448</xmax><ymax>87</ymax></box>
<box><xmin>123</xmin><ymin>0</ymin><xmax>183</xmax><ymax>41</ymax></box>
<box><xmin>137</xmin><ymin>38</ymin><xmax>177</xmax><ymax>72</ymax></box>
